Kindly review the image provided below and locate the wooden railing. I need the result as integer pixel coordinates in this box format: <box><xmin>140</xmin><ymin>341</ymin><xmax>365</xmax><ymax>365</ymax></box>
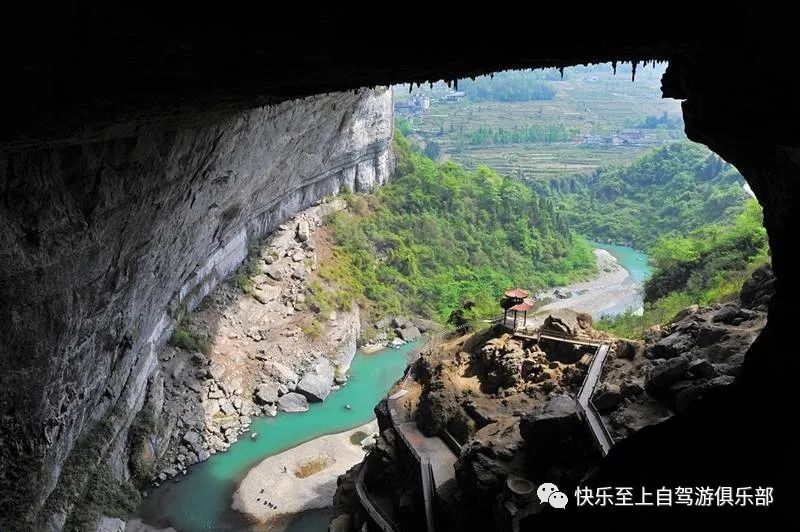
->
<box><xmin>355</xmin><ymin>457</ymin><xmax>402</xmax><ymax>532</ymax></box>
<box><xmin>419</xmin><ymin>458</ymin><xmax>437</xmax><ymax>532</ymax></box>
<box><xmin>575</xmin><ymin>343</ymin><xmax>614</xmax><ymax>456</ymax></box>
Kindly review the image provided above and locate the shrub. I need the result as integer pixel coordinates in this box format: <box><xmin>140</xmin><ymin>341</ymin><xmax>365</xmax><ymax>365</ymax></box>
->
<box><xmin>301</xmin><ymin>320</ymin><xmax>324</xmax><ymax>340</ymax></box>
<box><xmin>234</xmin><ymin>271</ymin><xmax>253</xmax><ymax>294</ymax></box>
<box><xmin>169</xmin><ymin>327</ymin><xmax>210</xmax><ymax>355</ymax></box>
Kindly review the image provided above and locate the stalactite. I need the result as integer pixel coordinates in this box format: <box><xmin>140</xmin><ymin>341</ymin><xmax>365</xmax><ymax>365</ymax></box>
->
<box><xmin>612</xmin><ymin>61</ymin><xmax>617</xmax><ymax>75</ymax></box>
<box><xmin>631</xmin><ymin>61</ymin><xmax>638</xmax><ymax>82</ymax></box>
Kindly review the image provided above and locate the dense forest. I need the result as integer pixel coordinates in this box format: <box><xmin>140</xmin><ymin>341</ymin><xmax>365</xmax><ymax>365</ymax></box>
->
<box><xmin>312</xmin><ymin>132</ymin><xmax>595</xmax><ymax>325</ymax></box>
<box><xmin>596</xmin><ymin>200</ymin><xmax>769</xmax><ymax>337</ymax></box>
<box><xmin>540</xmin><ymin>142</ymin><xmax>748</xmax><ymax>250</ymax></box>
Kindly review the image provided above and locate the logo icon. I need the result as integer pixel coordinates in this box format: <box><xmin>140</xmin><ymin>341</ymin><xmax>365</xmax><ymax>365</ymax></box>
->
<box><xmin>537</xmin><ymin>482</ymin><xmax>568</xmax><ymax>509</ymax></box>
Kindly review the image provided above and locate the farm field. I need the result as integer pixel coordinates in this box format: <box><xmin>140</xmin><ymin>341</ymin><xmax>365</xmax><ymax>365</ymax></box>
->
<box><xmin>395</xmin><ymin>63</ymin><xmax>685</xmax><ymax>180</ymax></box>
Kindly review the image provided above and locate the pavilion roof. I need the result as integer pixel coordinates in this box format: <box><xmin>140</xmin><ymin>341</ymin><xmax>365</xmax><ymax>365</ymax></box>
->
<box><xmin>504</xmin><ymin>287</ymin><xmax>530</xmax><ymax>299</ymax></box>
<box><xmin>509</xmin><ymin>298</ymin><xmax>535</xmax><ymax>312</ymax></box>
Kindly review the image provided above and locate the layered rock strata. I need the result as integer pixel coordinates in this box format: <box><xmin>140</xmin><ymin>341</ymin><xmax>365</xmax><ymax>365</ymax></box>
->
<box><xmin>0</xmin><ymin>87</ymin><xmax>392</xmax><ymax>528</ymax></box>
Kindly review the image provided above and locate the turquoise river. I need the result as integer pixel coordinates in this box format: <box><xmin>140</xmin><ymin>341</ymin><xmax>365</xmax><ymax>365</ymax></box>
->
<box><xmin>587</xmin><ymin>240</ymin><xmax>653</xmax><ymax>317</ymax></box>
<box><xmin>137</xmin><ymin>340</ymin><xmax>423</xmax><ymax>531</ymax></box>
<box><xmin>136</xmin><ymin>245</ymin><xmax>650</xmax><ymax>531</ymax></box>
<box><xmin>588</xmin><ymin>240</ymin><xmax>652</xmax><ymax>285</ymax></box>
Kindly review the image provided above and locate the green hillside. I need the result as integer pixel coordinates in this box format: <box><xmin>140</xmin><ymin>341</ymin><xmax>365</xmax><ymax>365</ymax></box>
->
<box><xmin>312</xmin><ymin>133</ymin><xmax>595</xmax><ymax>324</ymax></box>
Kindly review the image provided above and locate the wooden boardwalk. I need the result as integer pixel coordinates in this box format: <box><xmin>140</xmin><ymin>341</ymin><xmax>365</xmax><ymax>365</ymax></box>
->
<box><xmin>512</xmin><ymin>326</ymin><xmax>614</xmax><ymax>456</ymax></box>
<box><xmin>576</xmin><ymin>343</ymin><xmax>614</xmax><ymax>456</ymax></box>
<box><xmin>355</xmin><ymin>460</ymin><xmax>401</xmax><ymax>532</ymax></box>
<box><xmin>356</xmin><ymin>370</ymin><xmax>459</xmax><ymax>532</ymax></box>
<box><xmin>356</xmin><ymin>332</ymin><xmax>614</xmax><ymax>532</ymax></box>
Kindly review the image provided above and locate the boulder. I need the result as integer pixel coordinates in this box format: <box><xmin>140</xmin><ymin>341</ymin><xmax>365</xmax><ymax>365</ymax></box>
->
<box><xmin>687</xmin><ymin>358</ymin><xmax>718</xmax><ymax>379</ymax></box>
<box><xmin>253</xmin><ymin>284</ymin><xmax>281</xmax><ymax>304</ymax></box>
<box><xmin>674</xmin><ymin>375</ymin><xmax>736</xmax><ymax>412</ymax></box>
<box><xmin>296</xmin><ymin>219</ymin><xmax>311</xmax><ymax>242</ymax></box>
<box><xmin>313</xmin><ymin>197</ymin><xmax>348</xmax><ymax>219</ymax></box>
<box><xmin>182</xmin><ymin>430</ymin><xmax>204</xmax><ymax>454</ymax></box>
<box><xmin>671</xmin><ymin>305</ymin><xmax>700</xmax><ymax>323</ymax></box>
<box><xmin>576</xmin><ymin>353</ymin><xmax>593</xmax><ymax>370</ymax></box>
<box><xmin>245</xmin><ymin>328</ymin><xmax>263</xmax><ymax>342</ymax></box>
<box><xmin>360</xmin><ymin>433</ymin><xmax>377</xmax><ymax>449</ymax></box>
<box><xmin>519</xmin><ymin>394</ymin><xmax>580</xmax><ymax>444</ymax></box>
<box><xmin>553</xmin><ymin>288</ymin><xmax>572</xmax><ymax>299</ymax></box>
<box><xmin>649</xmin><ymin>331</ymin><xmax>694</xmax><ymax>359</ymax></box>
<box><xmin>620</xmin><ymin>380</ymin><xmax>644</xmax><ymax>398</ymax></box>
<box><xmin>392</xmin><ymin>316</ymin><xmax>412</xmax><ymax>329</ymax></box>
<box><xmin>265</xmin><ymin>361</ymin><xmax>299</xmax><ymax>387</ymax></box>
<box><xmin>542</xmin><ymin>309</ymin><xmax>593</xmax><ymax>336</ymax></box>
<box><xmin>454</xmin><ymin>418</ymin><xmax>523</xmax><ymax>505</ymax></box>
<box><xmin>711</xmin><ymin>303</ymin><xmax>741</xmax><ymax>325</ymax></box>
<box><xmin>270</xmin><ymin>229</ymin><xmax>298</xmax><ymax>257</ymax></box>
<box><xmin>645</xmin><ymin>355</ymin><xmax>690</xmax><ymax>394</ymax></box>
<box><xmin>253</xmin><ymin>383</ymin><xmax>280</xmax><ymax>404</ymax></box>
<box><xmin>739</xmin><ymin>264</ymin><xmax>775</xmax><ymax>311</ymax></box>
<box><xmin>695</xmin><ymin>324</ymin><xmax>729</xmax><ymax>347</ymax></box>
<box><xmin>411</xmin><ymin>317</ymin><xmax>440</xmax><ymax>334</ymax></box>
<box><xmin>291</xmin><ymin>265</ymin><xmax>308</xmax><ymax>281</ymax></box>
<box><xmin>614</xmin><ymin>339</ymin><xmax>642</xmax><ymax>360</ymax></box>
<box><xmin>219</xmin><ymin>399</ymin><xmax>236</xmax><ymax>415</ymax></box>
<box><xmin>208</xmin><ymin>363</ymin><xmax>226</xmax><ymax>381</ymax></box>
<box><xmin>417</xmin><ymin>389</ymin><xmax>460</xmax><ymax>436</ymax></box>
<box><xmin>264</xmin><ymin>265</ymin><xmax>284</xmax><ymax>281</ymax></box>
<box><xmin>592</xmin><ymin>383</ymin><xmax>623</xmax><ymax>413</ymax></box>
<box><xmin>396</xmin><ymin>326</ymin><xmax>421</xmax><ymax>342</ymax></box>
<box><xmin>297</xmin><ymin>358</ymin><xmax>335</xmax><ymax>401</ymax></box>
<box><xmin>278</xmin><ymin>392</ymin><xmax>309</xmax><ymax>413</ymax></box>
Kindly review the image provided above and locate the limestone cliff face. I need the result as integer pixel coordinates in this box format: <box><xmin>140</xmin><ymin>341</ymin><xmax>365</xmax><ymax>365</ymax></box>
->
<box><xmin>0</xmin><ymin>87</ymin><xmax>393</xmax><ymax>528</ymax></box>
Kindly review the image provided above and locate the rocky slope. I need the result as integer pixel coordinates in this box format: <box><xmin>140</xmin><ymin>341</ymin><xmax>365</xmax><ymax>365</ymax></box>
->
<box><xmin>332</xmin><ymin>266</ymin><xmax>773</xmax><ymax>531</ymax></box>
<box><xmin>0</xmin><ymin>88</ymin><xmax>393</xmax><ymax>530</ymax></box>
<box><xmin>599</xmin><ymin>265</ymin><xmax>773</xmax><ymax>440</ymax></box>
<box><xmin>132</xmin><ymin>200</ymin><xmax>365</xmax><ymax>485</ymax></box>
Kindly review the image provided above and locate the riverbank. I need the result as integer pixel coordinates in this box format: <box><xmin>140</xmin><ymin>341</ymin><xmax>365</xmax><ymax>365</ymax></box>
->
<box><xmin>135</xmin><ymin>341</ymin><xmax>421</xmax><ymax>531</ymax></box>
<box><xmin>533</xmin><ymin>245</ymin><xmax>650</xmax><ymax>321</ymax></box>
<box><xmin>231</xmin><ymin>421</ymin><xmax>377</xmax><ymax>525</ymax></box>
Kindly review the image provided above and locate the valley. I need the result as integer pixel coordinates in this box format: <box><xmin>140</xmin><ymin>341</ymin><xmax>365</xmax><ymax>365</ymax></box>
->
<box><xmin>0</xmin><ymin>46</ymin><xmax>782</xmax><ymax>532</ymax></box>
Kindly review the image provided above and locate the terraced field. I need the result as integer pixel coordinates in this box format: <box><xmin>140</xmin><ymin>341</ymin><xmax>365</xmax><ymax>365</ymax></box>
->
<box><xmin>397</xmin><ymin>64</ymin><xmax>685</xmax><ymax>179</ymax></box>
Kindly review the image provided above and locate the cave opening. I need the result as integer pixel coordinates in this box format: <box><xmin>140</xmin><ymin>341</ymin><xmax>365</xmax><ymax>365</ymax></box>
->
<box><xmin>1</xmin><ymin>25</ymin><xmax>797</xmax><ymax>531</ymax></box>
<box><xmin>353</xmin><ymin>62</ymin><xmax>777</xmax><ymax>531</ymax></box>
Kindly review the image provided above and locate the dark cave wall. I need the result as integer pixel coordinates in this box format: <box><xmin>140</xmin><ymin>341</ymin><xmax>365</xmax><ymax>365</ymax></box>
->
<box><xmin>0</xmin><ymin>88</ymin><xmax>393</xmax><ymax>528</ymax></box>
<box><xmin>569</xmin><ymin>54</ymin><xmax>800</xmax><ymax>526</ymax></box>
